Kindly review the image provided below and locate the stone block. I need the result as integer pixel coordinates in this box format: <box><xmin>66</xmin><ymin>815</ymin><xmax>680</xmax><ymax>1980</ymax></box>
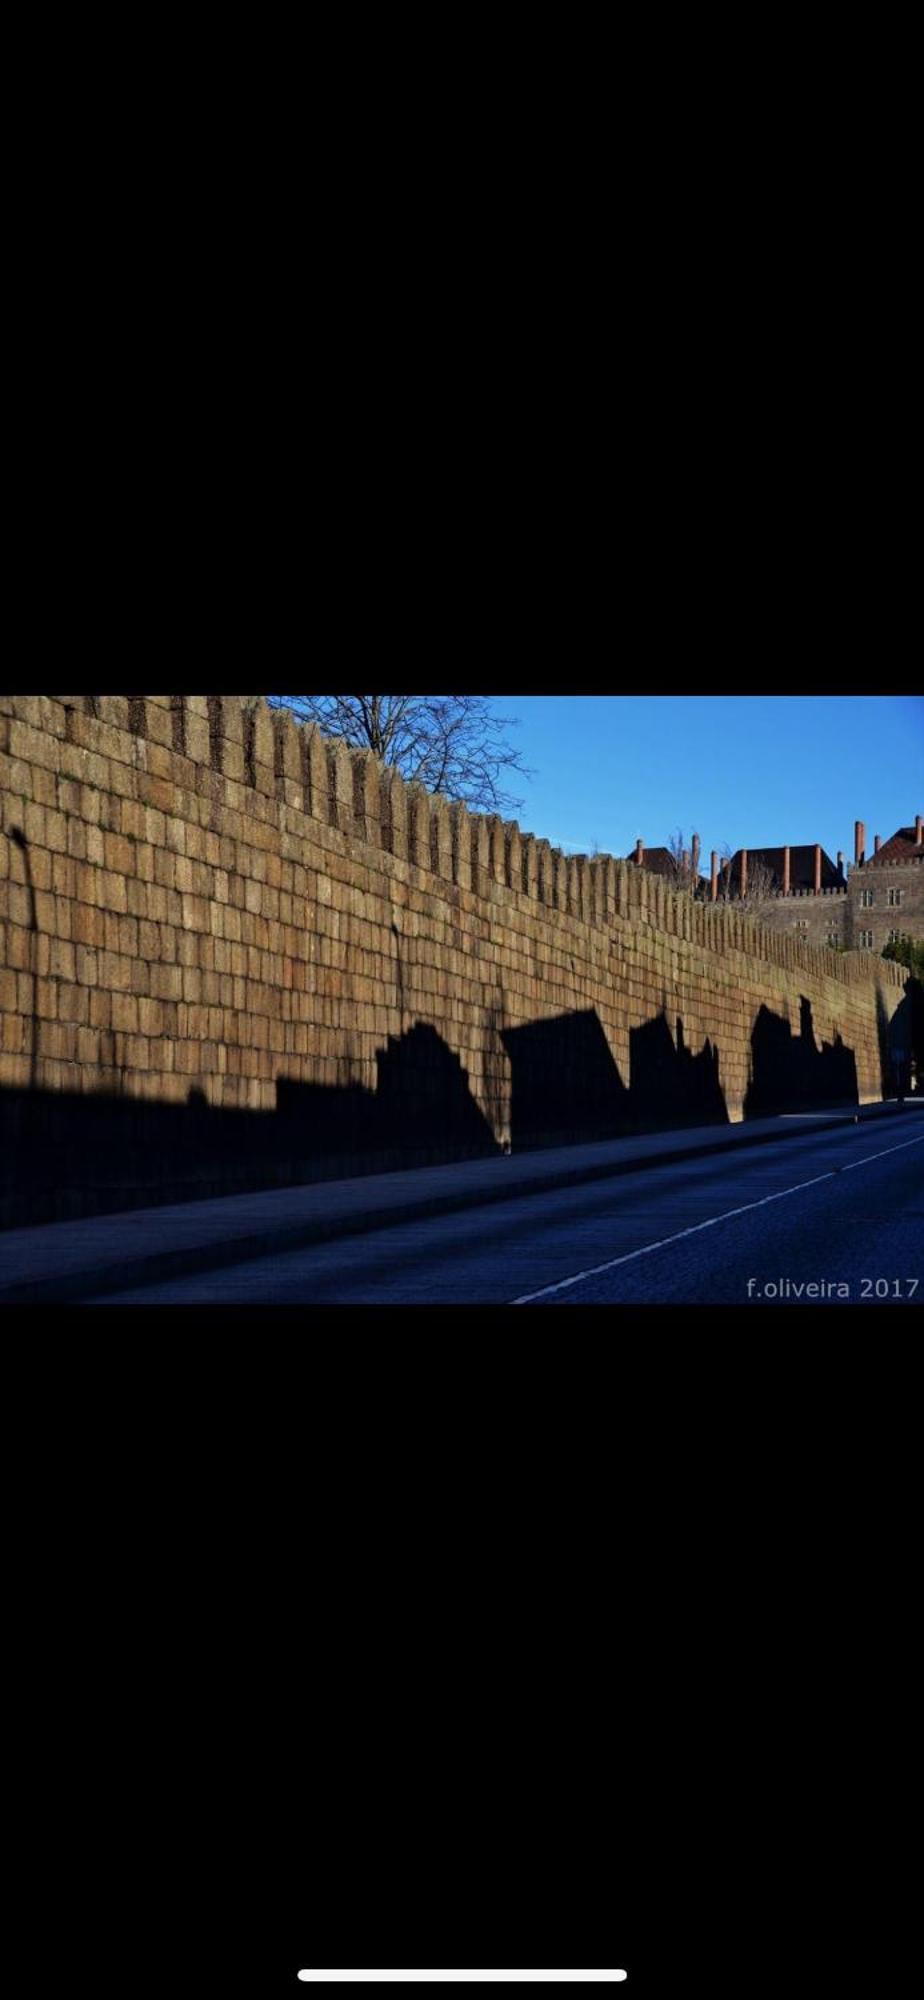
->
<box><xmin>184</xmin><ymin>696</ymin><xmax>212</xmax><ymax>768</ymax></box>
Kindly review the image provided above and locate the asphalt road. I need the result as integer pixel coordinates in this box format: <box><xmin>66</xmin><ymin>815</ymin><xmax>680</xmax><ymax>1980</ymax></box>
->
<box><xmin>94</xmin><ymin>1108</ymin><xmax>924</xmax><ymax>1306</ymax></box>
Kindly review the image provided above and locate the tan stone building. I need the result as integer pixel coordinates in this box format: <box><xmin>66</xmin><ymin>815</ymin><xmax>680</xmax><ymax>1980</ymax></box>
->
<box><xmin>845</xmin><ymin>819</ymin><xmax>924</xmax><ymax>955</ymax></box>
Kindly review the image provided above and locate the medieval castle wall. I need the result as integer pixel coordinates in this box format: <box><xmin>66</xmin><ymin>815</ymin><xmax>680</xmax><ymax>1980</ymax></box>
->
<box><xmin>0</xmin><ymin>694</ymin><xmax>909</xmax><ymax>1224</ymax></box>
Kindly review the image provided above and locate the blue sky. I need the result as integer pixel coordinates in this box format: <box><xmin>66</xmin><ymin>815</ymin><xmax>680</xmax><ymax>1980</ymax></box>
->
<box><xmin>492</xmin><ymin>695</ymin><xmax>923</xmax><ymax>868</ymax></box>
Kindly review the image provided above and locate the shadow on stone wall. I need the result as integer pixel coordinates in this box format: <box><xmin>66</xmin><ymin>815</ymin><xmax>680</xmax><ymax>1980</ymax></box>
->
<box><xmin>744</xmin><ymin>998</ymin><xmax>859</xmax><ymax>1118</ymax></box>
<box><xmin>1</xmin><ymin>998</ymin><xmax>868</xmax><ymax>1231</ymax></box>
<box><xmin>630</xmin><ymin>1014</ymin><xmax>729</xmax><ymax>1132</ymax></box>
<box><xmin>501</xmin><ymin>1008</ymin><xmax>728</xmax><ymax>1151</ymax></box>
<box><xmin>277</xmin><ymin>1023</ymin><xmax>499</xmax><ymax>1156</ymax></box>
<box><xmin>908</xmin><ymin>978</ymin><xmax>924</xmax><ymax>1079</ymax></box>
<box><xmin>502</xmin><ymin>1010</ymin><xmax>630</xmax><ymax>1148</ymax></box>
<box><xmin>0</xmin><ymin>1023</ymin><xmax>500</xmax><ymax>1231</ymax></box>
<box><xmin>876</xmin><ymin>978</ymin><xmax>922</xmax><ymax>1097</ymax></box>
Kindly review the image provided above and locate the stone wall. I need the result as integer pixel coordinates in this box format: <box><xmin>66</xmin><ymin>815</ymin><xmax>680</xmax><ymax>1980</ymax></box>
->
<box><xmin>739</xmin><ymin>888</ymin><xmax>849</xmax><ymax>951</ymax></box>
<box><xmin>0</xmin><ymin>694</ymin><xmax>908</xmax><ymax>1225</ymax></box>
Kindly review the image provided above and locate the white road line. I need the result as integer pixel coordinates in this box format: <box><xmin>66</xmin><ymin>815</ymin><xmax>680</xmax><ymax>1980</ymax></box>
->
<box><xmin>838</xmin><ymin>1133</ymin><xmax>924</xmax><ymax>1172</ymax></box>
<box><xmin>511</xmin><ymin>1130</ymin><xmax>924</xmax><ymax>1304</ymax></box>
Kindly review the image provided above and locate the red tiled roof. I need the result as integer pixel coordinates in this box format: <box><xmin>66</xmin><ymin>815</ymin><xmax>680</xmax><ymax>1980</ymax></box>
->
<box><xmin>867</xmin><ymin>826</ymin><xmax>924</xmax><ymax>866</ymax></box>
<box><xmin>627</xmin><ymin>847</ymin><xmax>679</xmax><ymax>878</ymax></box>
<box><xmin>626</xmin><ymin>847</ymin><xmax>707</xmax><ymax>883</ymax></box>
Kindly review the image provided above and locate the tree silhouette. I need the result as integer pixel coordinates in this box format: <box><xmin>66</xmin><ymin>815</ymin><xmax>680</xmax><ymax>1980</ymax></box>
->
<box><xmin>267</xmin><ymin>695</ymin><xmax>530</xmax><ymax>813</ymax></box>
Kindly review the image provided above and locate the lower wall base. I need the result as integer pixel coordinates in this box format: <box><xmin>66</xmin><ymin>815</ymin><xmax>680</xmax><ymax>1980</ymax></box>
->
<box><xmin>0</xmin><ymin>1078</ymin><xmax>885</xmax><ymax>1231</ymax></box>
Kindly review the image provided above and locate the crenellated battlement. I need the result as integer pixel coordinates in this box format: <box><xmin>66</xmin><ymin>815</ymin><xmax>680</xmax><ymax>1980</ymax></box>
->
<box><xmin>744</xmin><ymin>885</ymin><xmax>851</xmax><ymax>901</ymax></box>
<box><xmin>7</xmin><ymin>693</ymin><xmax>901</xmax><ymax>998</ymax></box>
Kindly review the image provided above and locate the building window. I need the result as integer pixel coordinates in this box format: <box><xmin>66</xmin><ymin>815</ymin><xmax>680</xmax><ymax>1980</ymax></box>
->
<box><xmin>796</xmin><ymin>919</ymin><xmax>808</xmax><ymax>932</ymax></box>
<box><xmin>827</xmin><ymin>933</ymin><xmax>839</xmax><ymax>949</ymax></box>
<box><xmin>859</xmin><ymin>889</ymin><xmax>874</xmax><ymax>907</ymax></box>
<box><xmin>858</xmin><ymin>929</ymin><xmax>874</xmax><ymax>948</ymax></box>
<box><xmin>888</xmin><ymin>928</ymin><xmax>909</xmax><ymax>944</ymax></box>
<box><xmin>887</xmin><ymin>887</ymin><xmax>903</xmax><ymax>906</ymax></box>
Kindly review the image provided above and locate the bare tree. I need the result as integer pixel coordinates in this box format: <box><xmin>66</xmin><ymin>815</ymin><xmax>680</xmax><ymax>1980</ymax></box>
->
<box><xmin>267</xmin><ymin>695</ymin><xmax>531</xmax><ymax>814</ymax></box>
<box><xmin>665</xmin><ymin>828</ymin><xmax>701</xmax><ymax>896</ymax></box>
<box><xmin>715</xmin><ymin>843</ymin><xmax>736</xmax><ymax>902</ymax></box>
<box><xmin>716</xmin><ymin>842</ymin><xmax>778</xmax><ymax>906</ymax></box>
<box><xmin>741</xmin><ymin>856</ymin><xmax>778</xmax><ymax>906</ymax></box>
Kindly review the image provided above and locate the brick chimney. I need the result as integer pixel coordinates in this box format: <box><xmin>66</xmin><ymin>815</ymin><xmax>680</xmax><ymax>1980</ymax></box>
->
<box><xmin>782</xmin><ymin>846</ymin><xmax>791</xmax><ymax>895</ymax></box>
<box><xmin>740</xmin><ymin>849</ymin><xmax>748</xmax><ymax>898</ymax></box>
<box><xmin>692</xmin><ymin>833</ymin><xmax>701</xmax><ymax>878</ymax></box>
<box><xmin>855</xmin><ymin>820</ymin><xmax>865</xmax><ymax>866</ymax></box>
<box><xmin>814</xmin><ymin>844</ymin><xmax>822</xmax><ymax>892</ymax></box>
<box><xmin>916</xmin><ymin>815</ymin><xmax>923</xmax><ymax>846</ymax></box>
<box><xmin>874</xmin><ymin>834</ymin><xmax>881</xmax><ymax>855</ymax></box>
<box><xmin>635</xmin><ymin>839</ymin><xmax>645</xmax><ymax>866</ymax></box>
<box><xmin>837</xmin><ymin>850</ymin><xmax>845</xmax><ymax>878</ymax></box>
<box><xmin>710</xmin><ymin>851</ymin><xmax>719</xmax><ymax>902</ymax></box>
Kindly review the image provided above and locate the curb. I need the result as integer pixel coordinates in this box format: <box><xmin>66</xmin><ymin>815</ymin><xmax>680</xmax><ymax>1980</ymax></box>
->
<box><xmin>0</xmin><ymin>1101</ymin><xmax>916</xmax><ymax>1305</ymax></box>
